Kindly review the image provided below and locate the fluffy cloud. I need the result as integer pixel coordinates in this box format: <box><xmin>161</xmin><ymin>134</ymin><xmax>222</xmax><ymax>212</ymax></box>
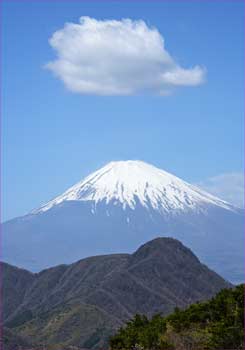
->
<box><xmin>197</xmin><ymin>172</ymin><xmax>244</xmax><ymax>208</ymax></box>
<box><xmin>46</xmin><ymin>17</ymin><xmax>206</xmax><ymax>95</ymax></box>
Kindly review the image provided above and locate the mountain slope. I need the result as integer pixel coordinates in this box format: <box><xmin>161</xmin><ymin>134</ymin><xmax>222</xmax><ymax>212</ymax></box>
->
<box><xmin>2</xmin><ymin>263</ymin><xmax>35</xmax><ymax>321</ymax></box>
<box><xmin>2</xmin><ymin>160</ymin><xmax>244</xmax><ymax>282</ymax></box>
<box><xmin>2</xmin><ymin>328</ymin><xmax>31</xmax><ymax>350</ymax></box>
<box><xmin>33</xmin><ymin>160</ymin><xmax>234</xmax><ymax>214</ymax></box>
<box><xmin>3</xmin><ymin>238</ymin><xmax>231</xmax><ymax>349</ymax></box>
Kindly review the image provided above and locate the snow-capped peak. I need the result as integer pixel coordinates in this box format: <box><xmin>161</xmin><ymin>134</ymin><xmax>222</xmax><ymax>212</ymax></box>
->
<box><xmin>33</xmin><ymin>160</ymin><xmax>235</xmax><ymax>214</ymax></box>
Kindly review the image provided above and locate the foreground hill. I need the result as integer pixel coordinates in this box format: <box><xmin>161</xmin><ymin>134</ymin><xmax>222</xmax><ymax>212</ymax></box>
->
<box><xmin>110</xmin><ymin>284</ymin><xmax>244</xmax><ymax>350</ymax></box>
<box><xmin>3</xmin><ymin>161</ymin><xmax>244</xmax><ymax>283</ymax></box>
<box><xmin>3</xmin><ymin>237</ymin><xmax>231</xmax><ymax>349</ymax></box>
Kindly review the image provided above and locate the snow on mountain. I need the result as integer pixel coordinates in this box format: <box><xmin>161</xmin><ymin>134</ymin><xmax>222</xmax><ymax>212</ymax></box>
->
<box><xmin>33</xmin><ymin>160</ymin><xmax>234</xmax><ymax>214</ymax></box>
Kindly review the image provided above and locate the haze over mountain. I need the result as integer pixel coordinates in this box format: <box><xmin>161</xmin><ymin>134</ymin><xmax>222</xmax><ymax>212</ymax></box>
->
<box><xmin>3</xmin><ymin>237</ymin><xmax>231</xmax><ymax>349</ymax></box>
<box><xmin>2</xmin><ymin>160</ymin><xmax>244</xmax><ymax>283</ymax></box>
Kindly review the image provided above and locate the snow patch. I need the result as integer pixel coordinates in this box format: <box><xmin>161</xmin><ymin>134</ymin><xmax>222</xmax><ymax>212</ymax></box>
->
<box><xmin>33</xmin><ymin>160</ymin><xmax>235</xmax><ymax>215</ymax></box>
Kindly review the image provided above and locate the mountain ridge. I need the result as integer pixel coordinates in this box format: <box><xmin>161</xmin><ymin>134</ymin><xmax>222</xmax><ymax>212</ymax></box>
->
<box><xmin>3</xmin><ymin>237</ymin><xmax>231</xmax><ymax>349</ymax></box>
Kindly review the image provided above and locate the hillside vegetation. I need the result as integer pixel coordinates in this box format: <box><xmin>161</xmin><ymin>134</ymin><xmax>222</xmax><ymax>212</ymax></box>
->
<box><xmin>110</xmin><ymin>284</ymin><xmax>244</xmax><ymax>350</ymax></box>
<box><xmin>3</xmin><ymin>238</ymin><xmax>230</xmax><ymax>349</ymax></box>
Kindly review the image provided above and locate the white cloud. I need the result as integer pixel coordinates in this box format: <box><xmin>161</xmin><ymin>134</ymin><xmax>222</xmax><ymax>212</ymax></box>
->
<box><xmin>197</xmin><ymin>172</ymin><xmax>244</xmax><ymax>208</ymax></box>
<box><xmin>46</xmin><ymin>16</ymin><xmax>206</xmax><ymax>96</ymax></box>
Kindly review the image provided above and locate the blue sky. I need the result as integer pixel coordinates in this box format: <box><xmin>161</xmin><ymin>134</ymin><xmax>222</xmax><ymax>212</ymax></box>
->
<box><xmin>2</xmin><ymin>1</ymin><xmax>244</xmax><ymax>221</ymax></box>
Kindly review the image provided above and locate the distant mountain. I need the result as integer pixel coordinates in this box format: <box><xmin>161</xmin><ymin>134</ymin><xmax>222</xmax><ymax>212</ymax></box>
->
<box><xmin>3</xmin><ymin>237</ymin><xmax>231</xmax><ymax>349</ymax></box>
<box><xmin>2</xmin><ymin>160</ymin><xmax>244</xmax><ymax>282</ymax></box>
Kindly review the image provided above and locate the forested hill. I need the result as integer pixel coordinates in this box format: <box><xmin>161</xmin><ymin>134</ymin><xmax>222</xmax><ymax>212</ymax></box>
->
<box><xmin>110</xmin><ymin>284</ymin><xmax>244</xmax><ymax>350</ymax></box>
<box><xmin>3</xmin><ymin>238</ymin><xmax>230</xmax><ymax>349</ymax></box>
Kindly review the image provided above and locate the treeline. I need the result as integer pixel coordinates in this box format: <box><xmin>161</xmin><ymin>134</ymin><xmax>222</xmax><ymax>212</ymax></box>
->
<box><xmin>110</xmin><ymin>284</ymin><xmax>244</xmax><ymax>350</ymax></box>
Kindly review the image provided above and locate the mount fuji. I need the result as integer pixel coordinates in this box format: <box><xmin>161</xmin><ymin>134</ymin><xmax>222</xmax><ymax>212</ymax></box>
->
<box><xmin>2</xmin><ymin>160</ymin><xmax>244</xmax><ymax>283</ymax></box>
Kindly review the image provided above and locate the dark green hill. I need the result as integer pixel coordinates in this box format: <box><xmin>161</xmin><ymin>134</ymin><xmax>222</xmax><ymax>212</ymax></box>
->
<box><xmin>3</xmin><ymin>237</ymin><xmax>231</xmax><ymax>349</ymax></box>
